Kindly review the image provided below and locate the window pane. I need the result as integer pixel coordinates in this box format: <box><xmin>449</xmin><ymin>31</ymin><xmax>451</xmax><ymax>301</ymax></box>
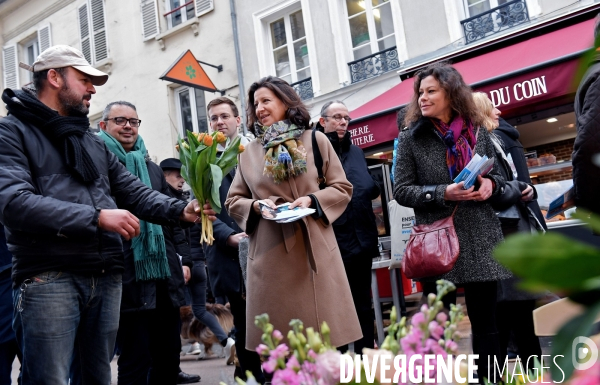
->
<box><xmin>468</xmin><ymin>0</ymin><xmax>490</xmax><ymax>16</ymax></box>
<box><xmin>290</xmin><ymin>10</ymin><xmax>305</xmax><ymax>41</ymax></box>
<box><xmin>296</xmin><ymin>68</ymin><xmax>311</xmax><ymax>82</ymax></box>
<box><xmin>281</xmin><ymin>74</ymin><xmax>292</xmax><ymax>84</ymax></box>
<box><xmin>270</xmin><ymin>18</ymin><xmax>286</xmax><ymax>49</ymax></box>
<box><xmin>194</xmin><ymin>89</ymin><xmax>208</xmax><ymax>133</ymax></box>
<box><xmin>273</xmin><ymin>48</ymin><xmax>291</xmax><ymax>78</ymax></box>
<box><xmin>353</xmin><ymin>44</ymin><xmax>372</xmax><ymax>60</ymax></box>
<box><xmin>293</xmin><ymin>39</ymin><xmax>309</xmax><ymax>70</ymax></box>
<box><xmin>186</xmin><ymin>2</ymin><xmax>195</xmax><ymax>20</ymax></box>
<box><xmin>169</xmin><ymin>0</ymin><xmax>183</xmax><ymax>27</ymax></box>
<box><xmin>346</xmin><ymin>0</ymin><xmax>366</xmax><ymax>17</ymax></box>
<box><xmin>179</xmin><ymin>90</ymin><xmax>194</xmax><ymax>134</ymax></box>
<box><xmin>349</xmin><ymin>13</ymin><xmax>370</xmax><ymax>48</ymax></box>
<box><xmin>373</xmin><ymin>2</ymin><xmax>394</xmax><ymax>39</ymax></box>
<box><xmin>371</xmin><ymin>0</ymin><xmax>389</xmax><ymax>6</ymax></box>
<box><xmin>377</xmin><ymin>35</ymin><xmax>395</xmax><ymax>52</ymax></box>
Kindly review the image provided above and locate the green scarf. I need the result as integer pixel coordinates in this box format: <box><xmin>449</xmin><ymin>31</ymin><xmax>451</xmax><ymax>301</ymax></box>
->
<box><xmin>255</xmin><ymin>120</ymin><xmax>307</xmax><ymax>184</ymax></box>
<box><xmin>99</xmin><ymin>131</ymin><xmax>170</xmax><ymax>281</ymax></box>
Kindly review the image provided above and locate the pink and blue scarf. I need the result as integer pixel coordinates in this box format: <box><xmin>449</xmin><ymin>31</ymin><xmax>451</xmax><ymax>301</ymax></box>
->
<box><xmin>431</xmin><ymin>116</ymin><xmax>477</xmax><ymax>179</ymax></box>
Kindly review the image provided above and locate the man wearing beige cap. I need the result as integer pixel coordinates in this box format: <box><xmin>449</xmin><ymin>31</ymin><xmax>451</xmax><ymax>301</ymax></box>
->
<box><xmin>0</xmin><ymin>45</ymin><xmax>207</xmax><ymax>384</ymax></box>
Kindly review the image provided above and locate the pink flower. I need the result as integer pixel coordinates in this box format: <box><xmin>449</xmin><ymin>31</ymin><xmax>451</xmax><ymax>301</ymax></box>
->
<box><xmin>436</xmin><ymin>312</ymin><xmax>448</xmax><ymax>324</ymax></box>
<box><xmin>570</xmin><ymin>362</ymin><xmax>600</xmax><ymax>385</ymax></box>
<box><xmin>411</xmin><ymin>312</ymin><xmax>426</xmax><ymax>327</ymax></box>
<box><xmin>286</xmin><ymin>355</ymin><xmax>300</xmax><ymax>371</ymax></box>
<box><xmin>273</xmin><ymin>330</ymin><xmax>283</xmax><ymax>340</ymax></box>
<box><xmin>256</xmin><ymin>344</ymin><xmax>269</xmax><ymax>356</ymax></box>
<box><xmin>315</xmin><ymin>350</ymin><xmax>342</xmax><ymax>384</ymax></box>
<box><xmin>445</xmin><ymin>340</ymin><xmax>458</xmax><ymax>354</ymax></box>
<box><xmin>270</xmin><ymin>344</ymin><xmax>289</xmax><ymax>360</ymax></box>
<box><xmin>263</xmin><ymin>358</ymin><xmax>278</xmax><ymax>373</ymax></box>
<box><xmin>428</xmin><ymin>321</ymin><xmax>444</xmax><ymax>340</ymax></box>
<box><xmin>272</xmin><ymin>368</ymin><xmax>301</xmax><ymax>385</ymax></box>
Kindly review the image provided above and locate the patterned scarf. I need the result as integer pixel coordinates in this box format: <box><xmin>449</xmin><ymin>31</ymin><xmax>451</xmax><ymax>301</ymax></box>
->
<box><xmin>99</xmin><ymin>131</ymin><xmax>170</xmax><ymax>281</ymax></box>
<box><xmin>431</xmin><ymin>116</ymin><xmax>477</xmax><ymax>179</ymax></box>
<box><xmin>254</xmin><ymin>120</ymin><xmax>307</xmax><ymax>184</ymax></box>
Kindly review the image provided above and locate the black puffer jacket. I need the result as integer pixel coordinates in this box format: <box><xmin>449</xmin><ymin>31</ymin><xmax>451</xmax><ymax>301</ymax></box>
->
<box><xmin>0</xmin><ymin>94</ymin><xmax>186</xmax><ymax>287</ymax></box>
<box><xmin>317</xmin><ymin>127</ymin><xmax>380</xmax><ymax>258</ymax></box>
<box><xmin>573</xmin><ymin>55</ymin><xmax>600</xmax><ymax>216</ymax></box>
<box><xmin>120</xmin><ymin>160</ymin><xmax>192</xmax><ymax>312</ymax></box>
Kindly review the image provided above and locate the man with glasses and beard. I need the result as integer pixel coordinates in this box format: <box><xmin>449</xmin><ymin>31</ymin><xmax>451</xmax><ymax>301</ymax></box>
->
<box><xmin>0</xmin><ymin>45</ymin><xmax>206</xmax><ymax>385</ymax></box>
<box><xmin>316</xmin><ymin>100</ymin><xmax>381</xmax><ymax>354</ymax></box>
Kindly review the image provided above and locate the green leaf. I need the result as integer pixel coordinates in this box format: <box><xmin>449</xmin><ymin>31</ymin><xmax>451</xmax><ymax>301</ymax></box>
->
<box><xmin>494</xmin><ymin>233</ymin><xmax>600</xmax><ymax>292</ymax></box>
<box><xmin>572</xmin><ymin>209</ymin><xmax>600</xmax><ymax>234</ymax></box>
<box><xmin>550</xmin><ymin>301</ymin><xmax>600</xmax><ymax>382</ymax></box>
<box><xmin>209</xmin><ymin>164</ymin><xmax>223</xmax><ymax>214</ymax></box>
<box><xmin>216</xmin><ymin>136</ymin><xmax>241</xmax><ymax>175</ymax></box>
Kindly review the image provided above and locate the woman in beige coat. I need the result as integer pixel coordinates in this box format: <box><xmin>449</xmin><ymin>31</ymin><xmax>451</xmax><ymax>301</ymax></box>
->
<box><xmin>225</xmin><ymin>76</ymin><xmax>362</xmax><ymax>350</ymax></box>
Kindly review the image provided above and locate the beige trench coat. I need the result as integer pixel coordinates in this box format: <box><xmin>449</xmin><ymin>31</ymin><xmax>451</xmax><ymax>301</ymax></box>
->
<box><xmin>225</xmin><ymin>129</ymin><xmax>362</xmax><ymax>350</ymax></box>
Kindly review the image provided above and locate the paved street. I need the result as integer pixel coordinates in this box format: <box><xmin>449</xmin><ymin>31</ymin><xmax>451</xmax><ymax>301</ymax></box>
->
<box><xmin>9</xmin><ymin>293</ymin><xmax>553</xmax><ymax>384</ymax></box>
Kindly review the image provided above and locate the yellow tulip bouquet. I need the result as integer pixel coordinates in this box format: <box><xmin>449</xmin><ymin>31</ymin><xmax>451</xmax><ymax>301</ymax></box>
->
<box><xmin>176</xmin><ymin>131</ymin><xmax>244</xmax><ymax>244</ymax></box>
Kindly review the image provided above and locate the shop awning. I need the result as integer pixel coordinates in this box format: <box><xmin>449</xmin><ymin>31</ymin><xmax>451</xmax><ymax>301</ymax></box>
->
<box><xmin>349</xmin><ymin>18</ymin><xmax>596</xmax><ymax>149</ymax></box>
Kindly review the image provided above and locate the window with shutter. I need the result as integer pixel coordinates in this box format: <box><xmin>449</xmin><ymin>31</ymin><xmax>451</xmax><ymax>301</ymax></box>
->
<box><xmin>37</xmin><ymin>25</ymin><xmax>52</xmax><ymax>54</ymax></box>
<box><xmin>90</xmin><ymin>0</ymin><xmax>108</xmax><ymax>62</ymax></box>
<box><xmin>141</xmin><ymin>0</ymin><xmax>159</xmax><ymax>40</ymax></box>
<box><xmin>78</xmin><ymin>3</ymin><xmax>92</xmax><ymax>64</ymax></box>
<box><xmin>2</xmin><ymin>45</ymin><xmax>19</xmax><ymax>89</ymax></box>
<box><xmin>195</xmin><ymin>0</ymin><xmax>213</xmax><ymax>17</ymax></box>
<box><xmin>78</xmin><ymin>0</ymin><xmax>109</xmax><ymax>65</ymax></box>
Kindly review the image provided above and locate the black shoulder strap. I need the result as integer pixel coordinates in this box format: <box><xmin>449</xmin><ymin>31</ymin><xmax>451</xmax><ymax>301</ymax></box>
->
<box><xmin>311</xmin><ymin>129</ymin><xmax>326</xmax><ymax>190</ymax></box>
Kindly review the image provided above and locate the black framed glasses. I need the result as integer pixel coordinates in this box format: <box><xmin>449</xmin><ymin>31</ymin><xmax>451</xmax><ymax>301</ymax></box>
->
<box><xmin>105</xmin><ymin>117</ymin><xmax>142</xmax><ymax>128</ymax></box>
<box><xmin>323</xmin><ymin>114</ymin><xmax>352</xmax><ymax>122</ymax></box>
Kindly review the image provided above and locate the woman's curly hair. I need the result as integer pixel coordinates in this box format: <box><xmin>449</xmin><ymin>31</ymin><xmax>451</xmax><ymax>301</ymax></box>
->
<box><xmin>404</xmin><ymin>62</ymin><xmax>481</xmax><ymax>128</ymax></box>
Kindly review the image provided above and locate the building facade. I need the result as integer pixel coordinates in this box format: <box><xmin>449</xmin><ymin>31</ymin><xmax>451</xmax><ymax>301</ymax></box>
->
<box><xmin>234</xmin><ymin>0</ymin><xmax>597</xmax><ymax>149</ymax></box>
<box><xmin>0</xmin><ymin>0</ymin><xmax>240</xmax><ymax>163</ymax></box>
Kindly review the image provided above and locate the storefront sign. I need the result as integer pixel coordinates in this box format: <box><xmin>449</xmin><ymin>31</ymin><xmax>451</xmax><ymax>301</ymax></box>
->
<box><xmin>347</xmin><ymin>113</ymin><xmax>398</xmax><ymax>149</ymax></box>
<box><xmin>476</xmin><ymin>59</ymin><xmax>578</xmax><ymax>112</ymax></box>
<box><xmin>488</xmin><ymin>76</ymin><xmax>548</xmax><ymax>107</ymax></box>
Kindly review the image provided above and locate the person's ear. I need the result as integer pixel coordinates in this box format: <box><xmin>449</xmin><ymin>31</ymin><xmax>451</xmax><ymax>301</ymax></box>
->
<box><xmin>47</xmin><ymin>69</ymin><xmax>63</xmax><ymax>89</ymax></box>
<box><xmin>98</xmin><ymin>120</ymin><xmax>107</xmax><ymax>131</ymax></box>
<box><xmin>319</xmin><ymin>117</ymin><xmax>326</xmax><ymax>127</ymax></box>
<box><xmin>235</xmin><ymin>116</ymin><xmax>241</xmax><ymax>128</ymax></box>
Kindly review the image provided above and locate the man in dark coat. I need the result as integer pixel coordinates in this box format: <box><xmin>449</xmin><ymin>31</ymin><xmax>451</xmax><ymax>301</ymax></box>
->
<box><xmin>317</xmin><ymin>100</ymin><xmax>381</xmax><ymax>353</ymax></box>
<box><xmin>494</xmin><ymin>118</ymin><xmax>547</xmax><ymax>229</ymax></box>
<box><xmin>204</xmin><ymin>97</ymin><xmax>263</xmax><ymax>382</ymax></box>
<box><xmin>0</xmin><ymin>46</ymin><xmax>202</xmax><ymax>385</ymax></box>
<box><xmin>0</xmin><ymin>224</ymin><xmax>20</xmax><ymax>384</ymax></box>
<box><xmin>99</xmin><ymin>101</ymin><xmax>199</xmax><ymax>384</ymax></box>
<box><xmin>573</xmin><ymin>15</ymin><xmax>600</xmax><ymax>216</ymax></box>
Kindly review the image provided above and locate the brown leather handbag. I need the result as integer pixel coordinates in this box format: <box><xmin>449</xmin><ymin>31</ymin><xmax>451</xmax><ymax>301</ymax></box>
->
<box><xmin>402</xmin><ymin>205</ymin><xmax>459</xmax><ymax>279</ymax></box>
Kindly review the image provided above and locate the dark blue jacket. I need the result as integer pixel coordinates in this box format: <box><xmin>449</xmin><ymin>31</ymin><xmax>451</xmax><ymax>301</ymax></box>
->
<box><xmin>319</xmin><ymin>128</ymin><xmax>381</xmax><ymax>258</ymax></box>
<box><xmin>0</xmin><ymin>224</ymin><xmax>14</xmax><ymax>344</ymax></box>
<box><xmin>203</xmin><ymin>169</ymin><xmax>243</xmax><ymax>297</ymax></box>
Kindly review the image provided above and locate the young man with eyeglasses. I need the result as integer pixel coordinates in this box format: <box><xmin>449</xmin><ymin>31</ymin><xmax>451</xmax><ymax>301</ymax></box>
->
<box><xmin>316</xmin><ymin>100</ymin><xmax>381</xmax><ymax>354</ymax></box>
<box><xmin>99</xmin><ymin>101</ymin><xmax>201</xmax><ymax>384</ymax></box>
<box><xmin>0</xmin><ymin>45</ymin><xmax>205</xmax><ymax>385</ymax></box>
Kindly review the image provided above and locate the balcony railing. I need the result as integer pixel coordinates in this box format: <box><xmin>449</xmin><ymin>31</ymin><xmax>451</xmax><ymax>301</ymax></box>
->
<box><xmin>348</xmin><ymin>46</ymin><xmax>400</xmax><ymax>84</ymax></box>
<box><xmin>461</xmin><ymin>0</ymin><xmax>529</xmax><ymax>44</ymax></box>
<box><xmin>291</xmin><ymin>77</ymin><xmax>314</xmax><ymax>101</ymax></box>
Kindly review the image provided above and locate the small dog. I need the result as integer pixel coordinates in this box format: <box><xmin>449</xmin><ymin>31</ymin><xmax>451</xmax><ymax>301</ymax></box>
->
<box><xmin>180</xmin><ymin>303</ymin><xmax>235</xmax><ymax>360</ymax></box>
